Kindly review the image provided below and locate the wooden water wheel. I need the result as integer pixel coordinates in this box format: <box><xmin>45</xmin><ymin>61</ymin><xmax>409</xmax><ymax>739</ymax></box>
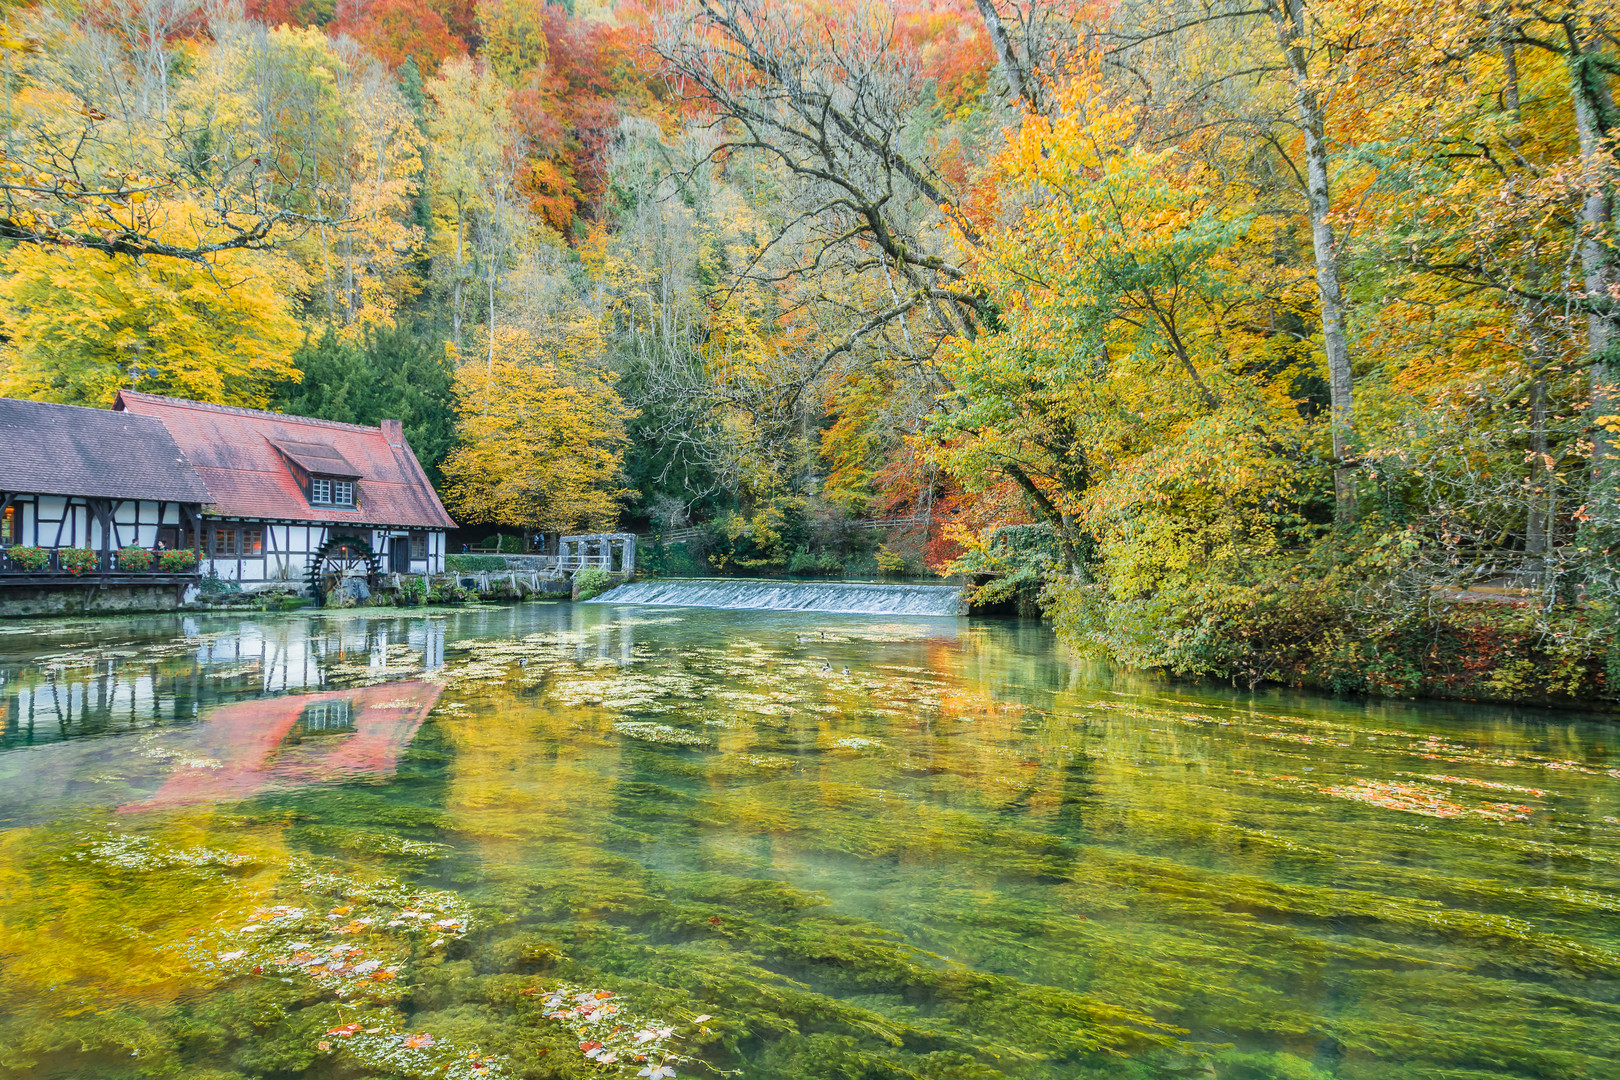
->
<box><xmin>306</xmin><ymin>535</ymin><xmax>379</xmax><ymax>601</ymax></box>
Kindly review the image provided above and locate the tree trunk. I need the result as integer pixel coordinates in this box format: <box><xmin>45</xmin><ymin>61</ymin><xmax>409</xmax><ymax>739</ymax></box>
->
<box><xmin>452</xmin><ymin>200</ymin><xmax>466</xmax><ymax>353</ymax></box>
<box><xmin>1005</xmin><ymin>461</ymin><xmax>1078</xmax><ymax>571</ymax></box>
<box><xmin>1566</xmin><ymin>30</ymin><xmax>1620</xmax><ymax>502</ymax></box>
<box><xmin>1527</xmin><ymin>375</ymin><xmax>1551</xmax><ymax>561</ymax></box>
<box><xmin>1267</xmin><ymin>0</ymin><xmax>1356</xmax><ymax>520</ymax></box>
<box><xmin>974</xmin><ymin>0</ymin><xmax>1036</xmax><ymax>112</ymax></box>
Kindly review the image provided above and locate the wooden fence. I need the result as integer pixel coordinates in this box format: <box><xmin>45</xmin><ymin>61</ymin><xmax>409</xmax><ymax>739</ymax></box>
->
<box><xmin>643</xmin><ymin>513</ymin><xmax>932</xmax><ymax>547</ymax></box>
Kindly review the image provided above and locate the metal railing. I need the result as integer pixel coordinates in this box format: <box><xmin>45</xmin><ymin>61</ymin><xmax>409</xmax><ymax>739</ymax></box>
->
<box><xmin>553</xmin><ymin>554</ymin><xmax>616</xmax><ymax>572</ymax></box>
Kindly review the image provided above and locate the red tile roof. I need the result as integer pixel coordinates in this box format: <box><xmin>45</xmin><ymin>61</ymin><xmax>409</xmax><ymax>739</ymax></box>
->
<box><xmin>115</xmin><ymin>392</ymin><xmax>456</xmax><ymax>529</ymax></box>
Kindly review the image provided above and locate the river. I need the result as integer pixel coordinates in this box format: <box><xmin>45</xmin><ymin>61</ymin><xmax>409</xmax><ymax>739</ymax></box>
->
<box><xmin>0</xmin><ymin>602</ymin><xmax>1615</xmax><ymax>1080</ymax></box>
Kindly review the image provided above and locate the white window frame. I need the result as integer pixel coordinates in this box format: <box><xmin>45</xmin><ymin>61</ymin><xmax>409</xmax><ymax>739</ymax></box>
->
<box><xmin>332</xmin><ymin>480</ymin><xmax>354</xmax><ymax>507</ymax></box>
<box><xmin>310</xmin><ymin>478</ymin><xmax>332</xmax><ymax>505</ymax></box>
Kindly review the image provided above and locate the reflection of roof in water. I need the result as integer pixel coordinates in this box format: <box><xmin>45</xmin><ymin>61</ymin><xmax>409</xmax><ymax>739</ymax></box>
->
<box><xmin>122</xmin><ymin>680</ymin><xmax>441</xmax><ymax>811</ymax></box>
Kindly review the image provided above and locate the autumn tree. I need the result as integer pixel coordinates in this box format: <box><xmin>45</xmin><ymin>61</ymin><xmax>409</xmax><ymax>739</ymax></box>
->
<box><xmin>332</xmin><ymin>0</ymin><xmax>465</xmax><ymax>76</ymax></box>
<box><xmin>931</xmin><ymin>75</ymin><xmax>1311</xmax><ymax>575</ymax></box>
<box><xmin>0</xmin><ymin>239</ymin><xmax>300</xmax><ymax>407</ymax></box>
<box><xmin>440</xmin><ymin>330</ymin><xmax>633</xmax><ymax>533</ymax></box>
<box><xmin>0</xmin><ymin>7</ymin><xmax>341</xmax><ymax>262</ymax></box>
<box><xmin>424</xmin><ymin>56</ymin><xmax>520</xmax><ymax>352</ymax></box>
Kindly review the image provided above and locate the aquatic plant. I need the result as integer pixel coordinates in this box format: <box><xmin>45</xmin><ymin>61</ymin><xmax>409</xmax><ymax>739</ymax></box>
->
<box><xmin>533</xmin><ymin>983</ymin><xmax>709</xmax><ymax>1076</ymax></box>
<box><xmin>614</xmin><ymin>721</ymin><xmax>711</xmax><ymax>747</ymax></box>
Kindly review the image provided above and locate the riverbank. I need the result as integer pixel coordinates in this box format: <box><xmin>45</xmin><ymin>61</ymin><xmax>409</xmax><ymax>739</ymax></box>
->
<box><xmin>1045</xmin><ymin>577</ymin><xmax>1617</xmax><ymax>714</ymax></box>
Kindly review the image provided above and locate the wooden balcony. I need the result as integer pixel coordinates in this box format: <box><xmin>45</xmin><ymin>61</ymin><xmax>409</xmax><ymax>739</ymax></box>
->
<box><xmin>0</xmin><ymin>547</ymin><xmax>202</xmax><ymax>587</ymax></box>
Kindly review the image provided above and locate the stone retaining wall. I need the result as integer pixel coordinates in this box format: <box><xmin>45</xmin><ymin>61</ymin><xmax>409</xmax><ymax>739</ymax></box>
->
<box><xmin>0</xmin><ymin>583</ymin><xmax>188</xmax><ymax>618</ymax></box>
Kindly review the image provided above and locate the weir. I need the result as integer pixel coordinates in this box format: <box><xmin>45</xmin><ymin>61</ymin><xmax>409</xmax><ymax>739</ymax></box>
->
<box><xmin>586</xmin><ymin>577</ymin><xmax>965</xmax><ymax>616</ymax></box>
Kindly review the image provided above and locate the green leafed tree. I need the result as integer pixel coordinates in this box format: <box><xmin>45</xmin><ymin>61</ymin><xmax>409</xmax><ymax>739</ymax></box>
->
<box><xmin>273</xmin><ymin>324</ymin><xmax>457</xmax><ymax>485</ymax></box>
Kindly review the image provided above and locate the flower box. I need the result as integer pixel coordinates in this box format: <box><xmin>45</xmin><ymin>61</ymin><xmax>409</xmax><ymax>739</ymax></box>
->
<box><xmin>118</xmin><ymin>546</ymin><xmax>154</xmax><ymax>572</ymax></box>
<box><xmin>159</xmin><ymin>549</ymin><xmax>198</xmax><ymax>573</ymax></box>
<box><xmin>7</xmin><ymin>545</ymin><xmax>50</xmax><ymax>571</ymax></box>
<box><xmin>58</xmin><ymin>548</ymin><xmax>100</xmax><ymax>576</ymax></box>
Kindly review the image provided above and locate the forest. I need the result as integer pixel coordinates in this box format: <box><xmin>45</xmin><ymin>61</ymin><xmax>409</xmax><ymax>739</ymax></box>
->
<box><xmin>0</xmin><ymin>0</ymin><xmax>1614</xmax><ymax>704</ymax></box>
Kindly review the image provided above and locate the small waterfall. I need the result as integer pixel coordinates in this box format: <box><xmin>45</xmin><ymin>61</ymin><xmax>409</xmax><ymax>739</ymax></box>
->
<box><xmin>586</xmin><ymin>577</ymin><xmax>965</xmax><ymax>616</ymax></box>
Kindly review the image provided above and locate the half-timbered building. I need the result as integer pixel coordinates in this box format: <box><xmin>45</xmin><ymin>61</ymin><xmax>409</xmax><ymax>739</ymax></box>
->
<box><xmin>114</xmin><ymin>392</ymin><xmax>455</xmax><ymax>591</ymax></box>
<box><xmin>0</xmin><ymin>397</ymin><xmax>212</xmax><ymax>569</ymax></box>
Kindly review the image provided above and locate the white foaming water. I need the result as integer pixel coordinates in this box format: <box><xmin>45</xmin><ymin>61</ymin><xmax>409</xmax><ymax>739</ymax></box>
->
<box><xmin>585</xmin><ymin>578</ymin><xmax>964</xmax><ymax>616</ymax></box>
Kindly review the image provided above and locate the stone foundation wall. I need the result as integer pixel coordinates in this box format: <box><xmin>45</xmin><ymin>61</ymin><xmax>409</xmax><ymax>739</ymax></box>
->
<box><xmin>0</xmin><ymin>583</ymin><xmax>187</xmax><ymax>618</ymax></box>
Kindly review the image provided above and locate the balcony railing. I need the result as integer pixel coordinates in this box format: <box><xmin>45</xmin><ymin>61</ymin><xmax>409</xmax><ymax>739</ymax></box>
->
<box><xmin>0</xmin><ymin>547</ymin><xmax>200</xmax><ymax>578</ymax></box>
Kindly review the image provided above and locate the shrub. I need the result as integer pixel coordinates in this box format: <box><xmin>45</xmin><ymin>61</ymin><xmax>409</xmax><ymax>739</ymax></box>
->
<box><xmin>573</xmin><ymin>567</ymin><xmax>613</xmax><ymax>601</ymax></box>
<box><xmin>875</xmin><ymin>544</ymin><xmax>914</xmax><ymax>578</ymax></box>
<box><xmin>446</xmin><ymin>554</ymin><xmax>506</xmax><ymax>572</ymax></box>
<box><xmin>199</xmin><ymin>575</ymin><xmax>241</xmax><ymax>596</ymax></box>
<box><xmin>7</xmin><ymin>545</ymin><xmax>49</xmax><ymax>571</ymax></box>
<box><xmin>398</xmin><ymin>576</ymin><xmax>428</xmax><ymax>604</ymax></box>
<box><xmin>788</xmin><ymin>547</ymin><xmax>845</xmax><ymax>576</ymax></box>
<box><xmin>639</xmin><ymin>537</ymin><xmax>708</xmax><ymax>578</ymax></box>
<box><xmin>117</xmin><ymin>546</ymin><xmax>153</xmax><ymax>572</ymax></box>
<box><xmin>1044</xmin><ymin>562</ymin><xmax>1615</xmax><ymax>707</ymax></box>
<box><xmin>58</xmin><ymin>547</ymin><xmax>100</xmax><ymax>575</ymax></box>
<box><xmin>428</xmin><ymin>578</ymin><xmax>476</xmax><ymax>604</ymax></box>
<box><xmin>159</xmin><ymin>549</ymin><xmax>198</xmax><ymax>573</ymax></box>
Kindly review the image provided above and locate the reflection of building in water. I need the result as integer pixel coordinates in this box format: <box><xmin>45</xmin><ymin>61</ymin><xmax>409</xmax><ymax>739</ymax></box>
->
<box><xmin>570</xmin><ymin>603</ymin><xmax>636</xmax><ymax>666</ymax></box>
<box><xmin>1</xmin><ymin>617</ymin><xmax>453</xmax><ymax>749</ymax></box>
<box><xmin>124</xmin><ymin>679</ymin><xmax>441</xmax><ymax>811</ymax></box>
<box><xmin>2</xmin><ymin>665</ymin><xmax>200</xmax><ymax>749</ymax></box>
<box><xmin>408</xmin><ymin>619</ymin><xmax>446</xmax><ymax>671</ymax></box>
<box><xmin>297</xmin><ymin>698</ymin><xmax>354</xmax><ymax>733</ymax></box>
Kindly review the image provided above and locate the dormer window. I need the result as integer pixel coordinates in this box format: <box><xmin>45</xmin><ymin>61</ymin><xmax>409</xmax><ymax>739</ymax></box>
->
<box><xmin>311</xmin><ymin>477</ymin><xmax>355</xmax><ymax>507</ymax></box>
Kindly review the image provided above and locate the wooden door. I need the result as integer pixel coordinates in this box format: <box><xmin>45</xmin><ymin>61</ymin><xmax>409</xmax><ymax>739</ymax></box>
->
<box><xmin>389</xmin><ymin>536</ymin><xmax>410</xmax><ymax>573</ymax></box>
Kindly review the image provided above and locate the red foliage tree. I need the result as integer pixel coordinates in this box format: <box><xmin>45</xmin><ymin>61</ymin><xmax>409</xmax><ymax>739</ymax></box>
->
<box><xmin>245</xmin><ymin>0</ymin><xmax>337</xmax><ymax>28</ymax></box>
<box><xmin>332</xmin><ymin>0</ymin><xmax>466</xmax><ymax>75</ymax></box>
<box><xmin>504</xmin><ymin>6</ymin><xmax>652</xmax><ymax>234</ymax></box>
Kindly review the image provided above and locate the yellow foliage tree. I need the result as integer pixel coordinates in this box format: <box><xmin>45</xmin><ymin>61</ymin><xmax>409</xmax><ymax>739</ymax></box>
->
<box><xmin>934</xmin><ymin>74</ymin><xmax>1313</xmax><ymax>574</ymax></box>
<box><xmin>440</xmin><ymin>331</ymin><xmax>633</xmax><ymax>533</ymax></box>
<box><xmin>0</xmin><ymin>225</ymin><xmax>301</xmax><ymax>407</ymax></box>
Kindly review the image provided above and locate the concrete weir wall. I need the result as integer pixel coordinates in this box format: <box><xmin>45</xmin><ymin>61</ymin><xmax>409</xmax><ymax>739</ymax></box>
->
<box><xmin>0</xmin><ymin>583</ymin><xmax>188</xmax><ymax>618</ymax></box>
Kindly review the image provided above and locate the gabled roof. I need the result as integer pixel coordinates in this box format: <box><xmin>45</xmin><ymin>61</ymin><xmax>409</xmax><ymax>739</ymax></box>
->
<box><xmin>0</xmin><ymin>396</ymin><xmax>213</xmax><ymax>503</ymax></box>
<box><xmin>115</xmin><ymin>392</ymin><xmax>456</xmax><ymax>529</ymax></box>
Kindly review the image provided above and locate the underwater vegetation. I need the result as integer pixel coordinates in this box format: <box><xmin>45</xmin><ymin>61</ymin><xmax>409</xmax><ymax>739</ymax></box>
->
<box><xmin>0</xmin><ymin>606</ymin><xmax>1615</xmax><ymax>1080</ymax></box>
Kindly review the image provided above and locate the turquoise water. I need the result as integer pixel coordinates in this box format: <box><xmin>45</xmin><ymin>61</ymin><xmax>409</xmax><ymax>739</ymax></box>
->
<box><xmin>0</xmin><ymin>603</ymin><xmax>1615</xmax><ymax>1080</ymax></box>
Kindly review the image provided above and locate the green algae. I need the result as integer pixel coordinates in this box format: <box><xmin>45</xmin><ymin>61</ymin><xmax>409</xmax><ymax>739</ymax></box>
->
<box><xmin>0</xmin><ymin>607</ymin><xmax>1617</xmax><ymax>1079</ymax></box>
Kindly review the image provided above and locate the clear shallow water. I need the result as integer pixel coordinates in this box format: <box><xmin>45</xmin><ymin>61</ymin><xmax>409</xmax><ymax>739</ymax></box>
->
<box><xmin>0</xmin><ymin>604</ymin><xmax>1616</xmax><ymax>1080</ymax></box>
